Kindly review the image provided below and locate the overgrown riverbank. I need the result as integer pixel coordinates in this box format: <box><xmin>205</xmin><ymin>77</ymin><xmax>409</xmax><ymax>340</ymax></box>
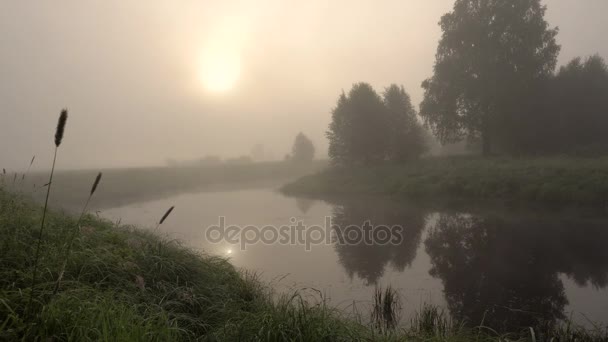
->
<box><xmin>1</xmin><ymin>188</ymin><xmax>606</xmax><ymax>341</ymax></box>
<box><xmin>0</xmin><ymin>188</ymin><xmax>364</xmax><ymax>340</ymax></box>
<box><xmin>281</xmin><ymin>156</ymin><xmax>608</xmax><ymax>207</ymax></box>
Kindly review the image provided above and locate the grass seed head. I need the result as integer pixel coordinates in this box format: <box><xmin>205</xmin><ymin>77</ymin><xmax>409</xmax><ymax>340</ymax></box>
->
<box><xmin>55</xmin><ymin>109</ymin><xmax>68</xmax><ymax>147</ymax></box>
<box><xmin>91</xmin><ymin>172</ymin><xmax>102</xmax><ymax>195</ymax></box>
<box><xmin>159</xmin><ymin>206</ymin><xmax>175</xmax><ymax>225</ymax></box>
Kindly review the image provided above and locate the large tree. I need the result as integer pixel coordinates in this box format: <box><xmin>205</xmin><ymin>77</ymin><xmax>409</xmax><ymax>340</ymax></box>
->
<box><xmin>420</xmin><ymin>0</ymin><xmax>560</xmax><ymax>156</ymax></box>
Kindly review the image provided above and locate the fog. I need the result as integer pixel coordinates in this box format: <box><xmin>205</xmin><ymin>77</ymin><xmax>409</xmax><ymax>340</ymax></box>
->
<box><xmin>1</xmin><ymin>0</ymin><xmax>607</xmax><ymax>170</ymax></box>
<box><xmin>4</xmin><ymin>2</ymin><xmax>608</xmax><ymax>336</ymax></box>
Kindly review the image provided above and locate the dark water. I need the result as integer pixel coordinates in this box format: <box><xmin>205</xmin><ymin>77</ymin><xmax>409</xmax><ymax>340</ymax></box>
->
<box><xmin>101</xmin><ymin>187</ymin><xmax>608</xmax><ymax>331</ymax></box>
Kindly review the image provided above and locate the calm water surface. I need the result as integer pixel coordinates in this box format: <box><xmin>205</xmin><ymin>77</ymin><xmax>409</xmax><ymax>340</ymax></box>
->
<box><xmin>101</xmin><ymin>187</ymin><xmax>608</xmax><ymax>330</ymax></box>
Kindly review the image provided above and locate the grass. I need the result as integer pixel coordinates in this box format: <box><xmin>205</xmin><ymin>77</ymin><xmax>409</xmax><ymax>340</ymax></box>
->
<box><xmin>281</xmin><ymin>156</ymin><xmax>608</xmax><ymax>207</ymax></box>
<box><xmin>372</xmin><ymin>286</ymin><xmax>401</xmax><ymax>333</ymax></box>
<box><xmin>1</xmin><ymin>188</ymin><xmax>607</xmax><ymax>341</ymax></box>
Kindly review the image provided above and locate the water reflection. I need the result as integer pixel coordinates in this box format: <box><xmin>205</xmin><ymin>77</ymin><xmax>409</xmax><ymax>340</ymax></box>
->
<box><xmin>102</xmin><ymin>189</ymin><xmax>608</xmax><ymax>330</ymax></box>
<box><xmin>295</xmin><ymin>197</ymin><xmax>315</xmax><ymax>214</ymax></box>
<box><xmin>424</xmin><ymin>213</ymin><xmax>608</xmax><ymax>330</ymax></box>
<box><xmin>325</xmin><ymin>196</ymin><xmax>608</xmax><ymax>330</ymax></box>
<box><xmin>329</xmin><ymin>198</ymin><xmax>427</xmax><ymax>284</ymax></box>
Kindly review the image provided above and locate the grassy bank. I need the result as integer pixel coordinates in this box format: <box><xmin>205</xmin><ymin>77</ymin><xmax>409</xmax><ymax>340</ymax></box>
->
<box><xmin>0</xmin><ymin>188</ymin><xmax>365</xmax><ymax>341</ymax></box>
<box><xmin>281</xmin><ymin>156</ymin><xmax>608</xmax><ymax>207</ymax></box>
<box><xmin>1</xmin><ymin>188</ymin><xmax>606</xmax><ymax>341</ymax></box>
<box><xmin>8</xmin><ymin>160</ymin><xmax>327</xmax><ymax>211</ymax></box>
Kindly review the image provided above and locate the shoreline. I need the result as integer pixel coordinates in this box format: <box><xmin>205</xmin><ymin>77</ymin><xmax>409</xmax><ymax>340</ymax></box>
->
<box><xmin>281</xmin><ymin>156</ymin><xmax>608</xmax><ymax>208</ymax></box>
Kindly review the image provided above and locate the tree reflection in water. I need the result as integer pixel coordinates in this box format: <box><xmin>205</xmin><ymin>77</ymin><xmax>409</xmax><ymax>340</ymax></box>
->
<box><xmin>329</xmin><ymin>198</ymin><xmax>428</xmax><ymax>285</ymax></box>
<box><xmin>425</xmin><ymin>213</ymin><xmax>608</xmax><ymax>331</ymax></box>
<box><xmin>295</xmin><ymin>197</ymin><xmax>315</xmax><ymax>214</ymax></box>
<box><xmin>324</xmin><ymin>195</ymin><xmax>608</xmax><ymax>331</ymax></box>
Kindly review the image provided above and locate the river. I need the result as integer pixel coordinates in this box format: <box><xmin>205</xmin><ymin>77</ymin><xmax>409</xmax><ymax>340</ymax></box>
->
<box><xmin>100</xmin><ymin>185</ymin><xmax>608</xmax><ymax>331</ymax></box>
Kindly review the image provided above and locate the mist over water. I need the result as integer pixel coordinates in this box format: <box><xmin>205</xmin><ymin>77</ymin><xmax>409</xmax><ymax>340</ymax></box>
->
<box><xmin>100</xmin><ymin>187</ymin><xmax>608</xmax><ymax>329</ymax></box>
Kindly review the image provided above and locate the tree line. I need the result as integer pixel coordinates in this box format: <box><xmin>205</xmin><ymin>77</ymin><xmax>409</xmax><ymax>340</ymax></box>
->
<box><xmin>327</xmin><ymin>0</ymin><xmax>608</xmax><ymax>164</ymax></box>
<box><xmin>327</xmin><ymin>83</ymin><xmax>427</xmax><ymax>164</ymax></box>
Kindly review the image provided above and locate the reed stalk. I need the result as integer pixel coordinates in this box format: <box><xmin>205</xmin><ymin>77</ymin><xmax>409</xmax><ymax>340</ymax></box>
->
<box><xmin>27</xmin><ymin>109</ymin><xmax>67</xmax><ymax>316</ymax></box>
<box><xmin>20</xmin><ymin>155</ymin><xmax>35</xmax><ymax>187</ymax></box>
<box><xmin>154</xmin><ymin>206</ymin><xmax>175</xmax><ymax>233</ymax></box>
<box><xmin>53</xmin><ymin>172</ymin><xmax>102</xmax><ymax>294</ymax></box>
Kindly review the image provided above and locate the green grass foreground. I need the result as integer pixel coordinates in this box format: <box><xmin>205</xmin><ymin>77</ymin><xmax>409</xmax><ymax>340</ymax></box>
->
<box><xmin>281</xmin><ymin>156</ymin><xmax>608</xmax><ymax>206</ymax></box>
<box><xmin>1</xmin><ymin>188</ymin><xmax>606</xmax><ymax>341</ymax></box>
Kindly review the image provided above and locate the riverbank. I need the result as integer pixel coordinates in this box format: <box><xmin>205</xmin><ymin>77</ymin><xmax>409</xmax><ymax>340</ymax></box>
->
<box><xmin>10</xmin><ymin>160</ymin><xmax>327</xmax><ymax>211</ymax></box>
<box><xmin>281</xmin><ymin>156</ymin><xmax>608</xmax><ymax>207</ymax></box>
<box><xmin>0</xmin><ymin>188</ymin><xmax>363</xmax><ymax>340</ymax></box>
<box><xmin>1</xmin><ymin>188</ymin><xmax>606</xmax><ymax>341</ymax></box>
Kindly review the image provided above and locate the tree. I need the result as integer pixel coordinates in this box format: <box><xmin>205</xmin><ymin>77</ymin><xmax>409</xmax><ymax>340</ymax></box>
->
<box><xmin>551</xmin><ymin>55</ymin><xmax>608</xmax><ymax>152</ymax></box>
<box><xmin>327</xmin><ymin>92</ymin><xmax>351</xmax><ymax>164</ymax></box>
<box><xmin>327</xmin><ymin>83</ymin><xmax>390</xmax><ymax>164</ymax></box>
<box><xmin>510</xmin><ymin>54</ymin><xmax>608</xmax><ymax>155</ymax></box>
<box><xmin>420</xmin><ymin>0</ymin><xmax>560</xmax><ymax>156</ymax></box>
<box><xmin>327</xmin><ymin>83</ymin><xmax>427</xmax><ymax>165</ymax></box>
<box><xmin>383</xmin><ymin>85</ymin><xmax>428</xmax><ymax>161</ymax></box>
<box><xmin>291</xmin><ymin>132</ymin><xmax>315</xmax><ymax>163</ymax></box>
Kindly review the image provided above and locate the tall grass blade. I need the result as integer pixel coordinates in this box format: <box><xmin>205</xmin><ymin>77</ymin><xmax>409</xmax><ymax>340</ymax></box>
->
<box><xmin>371</xmin><ymin>285</ymin><xmax>401</xmax><ymax>333</ymax></box>
<box><xmin>20</xmin><ymin>155</ymin><xmax>36</xmax><ymax>185</ymax></box>
<box><xmin>155</xmin><ymin>206</ymin><xmax>175</xmax><ymax>231</ymax></box>
<box><xmin>54</xmin><ymin>172</ymin><xmax>102</xmax><ymax>294</ymax></box>
<box><xmin>27</xmin><ymin>109</ymin><xmax>68</xmax><ymax>317</ymax></box>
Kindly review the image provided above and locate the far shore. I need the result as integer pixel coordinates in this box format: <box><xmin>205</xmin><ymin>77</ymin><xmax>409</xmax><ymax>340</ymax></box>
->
<box><xmin>281</xmin><ymin>156</ymin><xmax>608</xmax><ymax>208</ymax></box>
<box><xmin>9</xmin><ymin>160</ymin><xmax>327</xmax><ymax>211</ymax></box>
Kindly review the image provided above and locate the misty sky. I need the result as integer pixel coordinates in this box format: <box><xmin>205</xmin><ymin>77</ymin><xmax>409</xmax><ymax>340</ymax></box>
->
<box><xmin>1</xmin><ymin>0</ymin><xmax>607</xmax><ymax>170</ymax></box>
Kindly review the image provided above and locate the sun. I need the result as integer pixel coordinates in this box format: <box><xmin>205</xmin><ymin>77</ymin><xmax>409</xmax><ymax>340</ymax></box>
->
<box><xmin>197</xmin><ymin>16</ymin><xmax>248</xmax><ymax>93</ymax></box>
<box><xmin>199</xmin><ymin>51</ymin><xmax>241</xmax><ymax>93</ymax></box>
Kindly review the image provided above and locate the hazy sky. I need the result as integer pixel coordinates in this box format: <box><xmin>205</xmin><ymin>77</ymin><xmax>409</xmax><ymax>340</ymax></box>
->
<box><xmin>1</xmin><ymin>0</ymin><xmax>607</xmax><ymax>170</ymax></box>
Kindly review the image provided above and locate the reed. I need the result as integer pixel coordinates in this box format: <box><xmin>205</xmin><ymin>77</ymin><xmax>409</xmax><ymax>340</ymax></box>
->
<box><xmin>411</xmin><ymin>302</ymin><xmax>454</xmax><ymax>337</ymax></box>
<box><xmin>53</xmin><ymin>172</ymin><xmax>102</xmax><ymax>294</ymax></box>
<box><xmin>20</xmin><ymin>155</ymin><xmax>35</xmax><ymax>185</ymax></box>
<box><xmin>27</xmin><ymin>109</ymin><xmax>68</xmax><ymax>316</ymax></box>
<box><xmin>371</xmin><ymin>285</ymin><xmax>401</xmax><ymax>332</ymax></box>
<box><xmin>155</xmin><ymin>205</ymin><xmax>175</xmax><ymax>231</ymax></box>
